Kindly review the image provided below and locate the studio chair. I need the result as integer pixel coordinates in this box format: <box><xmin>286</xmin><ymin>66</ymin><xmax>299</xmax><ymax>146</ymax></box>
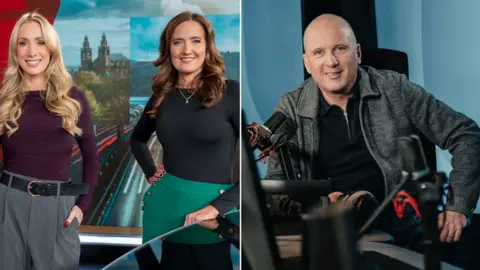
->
<box><xmin>361</xmin><ymin>48</ymin><xmax>437</xmax><ymax>172</ymax></box>
<box><xmin>361</xmin><ymin>48</ymin><xmax>409</xmax><ymax>77</ymax></box>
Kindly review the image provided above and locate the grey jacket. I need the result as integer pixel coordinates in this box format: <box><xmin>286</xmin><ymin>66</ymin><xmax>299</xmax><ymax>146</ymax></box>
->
<box><xmin>265</xmin><ymin>66</ymin><xmax>480</xmax><ymax>217</ymax></box>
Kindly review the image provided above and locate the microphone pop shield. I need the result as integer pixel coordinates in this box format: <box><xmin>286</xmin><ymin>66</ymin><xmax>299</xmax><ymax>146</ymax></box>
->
<box><xmin>398</xmin><ymin>135</ymin><xmax>429</xmax><ymax>174</ymax></box>
<box><xmin>264</xmin><ymin>111</ymin><xmax>288</xmax><ymax>133</ymax></box>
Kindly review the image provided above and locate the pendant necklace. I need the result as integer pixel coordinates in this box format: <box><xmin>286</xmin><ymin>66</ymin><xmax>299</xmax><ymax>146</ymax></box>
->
<box><xmin>178</xmin><ymin>87</ymin><xmax>198</xmax><ymax>104</ymax></box>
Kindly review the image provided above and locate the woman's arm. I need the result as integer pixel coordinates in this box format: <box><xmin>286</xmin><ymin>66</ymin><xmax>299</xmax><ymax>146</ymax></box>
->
<box><xmin>74</xmin><ymin>88</ymin><xmax>100</xmax><ymax>215</ymax></box>
<box><xmin>130</xmin><ymin>94</ymin><xmax>158</xmax><ymax>179</ymax></box>
<box><xmin>210</xmin><ymin>80</ymin><xmax>240</xmax><ymax>214</ymax></box>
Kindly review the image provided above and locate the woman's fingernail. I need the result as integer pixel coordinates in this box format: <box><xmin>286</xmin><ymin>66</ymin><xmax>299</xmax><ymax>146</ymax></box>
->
<box><xmin>64</xmin><ymin>222</ymin><xmax>70</xmax><ymax>228</ymax></box>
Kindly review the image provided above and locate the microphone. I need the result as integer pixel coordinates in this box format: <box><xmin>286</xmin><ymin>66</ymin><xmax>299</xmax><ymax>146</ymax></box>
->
<box><xmin>247</xmin><ymin>111</ymin><xmax>295</xmax><ymax>151</ymax></box>
<box><xmin>264</xmin><ymin>111</ymin><xmax>292</xmax><ymax>135</ymax></box>
<box><xmin>357</xmin><ymin>134</ymin><xmax>430</xmax><ymax>239</ymax></box>
<box><xmin>394</xmin><ymin>136</ymin><xmax>444</xmax><ymax>270</ymax></box>
<box><xmin>247</xmin><ymin>111</ymin><xmax>299</xmax><ymax>182</ymax></box>
<box><xmin>398</xmin><ymin>135</ymin><xmax>430</xmax><ymax>180</ymax></box>
<box><xmin>398</xmin><ymin>137</ymin><xmax>443</xmax><ymax>270</ymax></box>
<box><xmin>247</xmin><ymin>111</ymin><xmax>299</xmax><ymax>180</ymax></box>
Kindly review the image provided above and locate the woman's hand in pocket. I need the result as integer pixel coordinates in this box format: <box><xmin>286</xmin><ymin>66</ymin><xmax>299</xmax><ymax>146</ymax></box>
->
<box><xmin>148</xmin><ymin>164</ymin><xmax>166</xmax><ymax>185</ymax></box>
<box><xmin>65</xmin><ymin>205</ymin><xmax>83</xmax><ymax>228</ymax></box>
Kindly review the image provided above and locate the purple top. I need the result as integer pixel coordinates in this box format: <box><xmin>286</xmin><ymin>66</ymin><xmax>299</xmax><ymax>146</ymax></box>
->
<box><xmin>0</xmin><ymin>87</ymin><xmax>99</xmax><ymax>214</ymax></box>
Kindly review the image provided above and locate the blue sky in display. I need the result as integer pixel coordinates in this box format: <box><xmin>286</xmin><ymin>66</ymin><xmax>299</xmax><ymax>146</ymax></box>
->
<box><xmin>54</xmin><ymin>0</ymin><xmax>239</xmax><ymax>66</ymax></box>
<box><xmin>130</xmin><ymin>15</ymin><xmax>239</xmax><ymax>62</ymax></box>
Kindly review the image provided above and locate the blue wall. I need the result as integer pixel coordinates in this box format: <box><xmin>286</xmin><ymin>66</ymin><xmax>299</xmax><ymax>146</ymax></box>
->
<box><xmin>375</xmin><ymin>0</ymin><xmax>480</xmax><ymax>213</ymax></box>
<box><xmin>241</xmin><ymin>0</ymin><xmax>304</xmax><ymax>123</ymax></box>
<box><xmin>242</xmin><ymin>1</ymin><xmax>479</xmax><ymax>213</ymax></box>
<box><xmin>241</xmin><ymin>0</ymin><xmax>304</xmax><ymax>176</ymax></box>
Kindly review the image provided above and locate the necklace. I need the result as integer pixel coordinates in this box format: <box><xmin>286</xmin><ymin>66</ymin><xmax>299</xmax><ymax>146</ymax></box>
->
<box><xmin>178</xmin><ymin>88</ymin><xmax>198</xmax><ymax>104</ymax></box>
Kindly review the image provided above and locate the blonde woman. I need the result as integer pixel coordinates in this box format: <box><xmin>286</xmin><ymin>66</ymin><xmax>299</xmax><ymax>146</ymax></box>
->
<box><xmin>0</xmin><ymin>12</ymin><xmax>99</xmax><ymax>270</ymax></box>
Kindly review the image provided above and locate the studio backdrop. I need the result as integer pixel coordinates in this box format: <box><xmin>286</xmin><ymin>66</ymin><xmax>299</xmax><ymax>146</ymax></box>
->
<box><xmin>0</xmin><ymin>0</ymin><xmax>240</xmax><ymax>236</ymax></box>
<box><xmin>242</xmin><ymin>0</ymin><xmax>480</xmax><ymax>213</ymax></box>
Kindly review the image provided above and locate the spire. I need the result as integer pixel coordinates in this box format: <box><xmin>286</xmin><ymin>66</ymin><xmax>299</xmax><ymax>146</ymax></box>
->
<box><xmin>83</xmin><ymin>35</ymin><xmax>90</xmax><ymax>47</ymax></box>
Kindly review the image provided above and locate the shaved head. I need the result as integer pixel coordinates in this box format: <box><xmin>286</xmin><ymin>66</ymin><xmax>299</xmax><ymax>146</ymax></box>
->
<box><xmin>303</xmin><ymin>14</ymin><xmax>357</xmax><ymax>52</ymax></box>
<box><xmin>302</xmin><ymin>14</ymin><xmax>361</xmax><ymax>95</ymax></box>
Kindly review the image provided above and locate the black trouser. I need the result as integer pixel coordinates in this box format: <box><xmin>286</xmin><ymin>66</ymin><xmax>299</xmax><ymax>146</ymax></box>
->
<box><xmin>376</xmin><ymin>204</ymin><xmax>473</xmax><ymax>269</ymax></box>
<box><xmin>158</xmin><ymin>241</ymin><xmax>233</xmax><ymax>270</ymax></box>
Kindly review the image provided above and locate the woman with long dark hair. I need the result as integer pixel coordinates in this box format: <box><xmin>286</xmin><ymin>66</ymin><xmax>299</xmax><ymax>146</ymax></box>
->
<box><xmin>130</xmin><ymin>11</ymin><xmax>239</xmax><ymax>270</ymax></box>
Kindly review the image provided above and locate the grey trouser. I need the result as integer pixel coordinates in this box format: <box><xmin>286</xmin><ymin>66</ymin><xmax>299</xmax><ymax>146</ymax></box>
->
<box><xmin>0</xmin><ymin>171</ymin><xmax>81</xmax><ymax>270</ymax></box>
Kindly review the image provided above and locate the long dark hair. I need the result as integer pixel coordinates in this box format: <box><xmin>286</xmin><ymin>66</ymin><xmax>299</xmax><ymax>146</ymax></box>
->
<box><xmin>148</xmin><ymin>11</ymin><xmax>226</xmax><ymax>118</ymax></box>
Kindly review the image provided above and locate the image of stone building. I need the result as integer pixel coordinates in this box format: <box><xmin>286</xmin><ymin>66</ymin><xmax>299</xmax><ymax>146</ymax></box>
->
<box><xmin>80</xmin><ymin>33</ymin><xmax>130</xmax><ymax>77</ymax></box>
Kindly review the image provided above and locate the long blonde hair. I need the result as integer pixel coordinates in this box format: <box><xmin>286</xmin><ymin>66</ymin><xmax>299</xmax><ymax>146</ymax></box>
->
<box><xmin>0</xmin><ymin>12</ymin><xmax>82</xmax><ymax>137</ymax></box>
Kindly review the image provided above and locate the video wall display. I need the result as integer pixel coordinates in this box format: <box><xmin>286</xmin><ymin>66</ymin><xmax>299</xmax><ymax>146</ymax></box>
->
<box><xmin>0</xmin><ymin>0</ymin><xmax>240</xmax><ymax>232</ymax></box>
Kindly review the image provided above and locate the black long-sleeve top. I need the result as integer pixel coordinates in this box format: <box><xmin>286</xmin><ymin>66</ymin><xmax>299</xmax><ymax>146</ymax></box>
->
<box><xmin>130</xmin><ymin>79</ymin><xmax>240</xmax><ymax>214</ymax></box>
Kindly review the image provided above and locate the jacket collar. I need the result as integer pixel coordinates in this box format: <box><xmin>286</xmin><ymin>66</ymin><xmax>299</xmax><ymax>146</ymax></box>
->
<box><xmin>297</xmin><ymin>66</ymin><xmax>380</xmax><ymax>119</ymax></box>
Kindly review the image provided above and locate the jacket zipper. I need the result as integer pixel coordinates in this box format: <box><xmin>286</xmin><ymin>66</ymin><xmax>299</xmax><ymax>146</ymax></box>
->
<box><xmin>359</xmin><ymin>101</ymin><xmax>388</xmax><ymax>199</ymax></box>
<box><xmin>344</xmin><ymin>112</ymin><xmax>351</xmax><ymax>140</ymax></box>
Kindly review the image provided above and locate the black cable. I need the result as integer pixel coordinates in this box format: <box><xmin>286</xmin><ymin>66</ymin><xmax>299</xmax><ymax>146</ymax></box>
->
<box><xmin>357</xmin><ymin>173</ymin><xmax>412</xmax><ymax>239</ymax></box>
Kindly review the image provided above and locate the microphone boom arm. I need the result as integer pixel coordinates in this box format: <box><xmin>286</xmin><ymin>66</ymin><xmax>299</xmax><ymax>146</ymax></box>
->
<box><xmin>275</xmin><ymin>142</ymin><xmax>299</xmax><ymax>181</ymax></box>
<box><xmin>358</xmin><ymin>135</ymin><xmax>447</xmax><ymax>270</ymax></box>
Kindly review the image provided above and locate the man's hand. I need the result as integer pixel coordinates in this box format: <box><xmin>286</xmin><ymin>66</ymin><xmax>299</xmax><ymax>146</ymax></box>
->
<box><xmin>329</xmin><ymin>192</ymin><xmax>344</xmax><ymax>203</ymax></box>
<box><xmin>438</xmin><ymin>211</ymin><xmax>467</xmax><ymax>243</ymax></box>
<box><xmin>184</xmin><ymin>205</ymin><xmax>220</xmax><ymax>226</ymax></box>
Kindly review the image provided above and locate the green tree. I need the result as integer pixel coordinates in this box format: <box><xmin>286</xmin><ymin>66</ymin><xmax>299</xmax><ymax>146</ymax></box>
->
<box><xmin>82</xmin><ymin>88</ymin><xmax>103</xmax><ymax>122</ymax></box>
<box><xmin>74</xmin><ymin>71</ymin><xmax>102</xmax><ymax>85</ymax></box>
<box><xmin>92</xmin><ymin>73</ymin><xmax>131</xmax><ymax>148</ymax></box>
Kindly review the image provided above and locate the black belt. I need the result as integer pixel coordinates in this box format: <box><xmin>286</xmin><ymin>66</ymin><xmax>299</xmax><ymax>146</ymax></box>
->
<box><xmin>0</xmin><ymin>173</ymin><xmax>89</xmax><ymax>197</ymax></box>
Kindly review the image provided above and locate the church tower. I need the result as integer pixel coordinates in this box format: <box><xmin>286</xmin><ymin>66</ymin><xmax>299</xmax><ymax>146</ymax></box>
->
<box><xmin>80</xmin><ymin>35</ymin><xmax>92</xmax><ymax>70</ymax></box>
<box><xmin>97</xmin><ymin>33</ymin><xmax>110</xmax><ymax>74</ymax></box>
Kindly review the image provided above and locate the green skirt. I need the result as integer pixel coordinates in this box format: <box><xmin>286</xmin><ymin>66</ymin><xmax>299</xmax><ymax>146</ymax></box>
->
<box><xmin>142</xmin><ymin>172</ymin><xmax>235</xmax><ymax>244</ymax></box>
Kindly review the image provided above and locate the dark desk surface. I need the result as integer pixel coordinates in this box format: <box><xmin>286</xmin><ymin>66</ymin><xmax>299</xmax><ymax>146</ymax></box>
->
<box><xmin>276</xmin><ymin>230</ymin><xmax>393</xmax><ymax>259</ymax></box>
<box><xmin>275</xmin><ymin>233</ymin><xmax>461</xmax><ymax>270</ymax></box>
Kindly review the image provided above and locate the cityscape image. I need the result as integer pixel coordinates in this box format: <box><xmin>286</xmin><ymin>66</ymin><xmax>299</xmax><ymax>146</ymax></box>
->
<box><xmin>52</xmin><ymin>0</ymin><xmax>240</xmax><ymax>230</ymax></box>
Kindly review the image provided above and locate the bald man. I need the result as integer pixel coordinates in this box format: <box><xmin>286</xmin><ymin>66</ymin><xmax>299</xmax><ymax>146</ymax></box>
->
<box><xmin>265</xmin><ymin>14</ymin><xmax>479</xmax><ymax>268</ymax></box>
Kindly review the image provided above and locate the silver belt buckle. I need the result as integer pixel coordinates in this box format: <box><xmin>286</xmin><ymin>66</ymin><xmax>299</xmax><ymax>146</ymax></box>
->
<box><xmin>27</xmin><ymin>181</ymin><xmax>41</xmax><ymax>197</ymax></box>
